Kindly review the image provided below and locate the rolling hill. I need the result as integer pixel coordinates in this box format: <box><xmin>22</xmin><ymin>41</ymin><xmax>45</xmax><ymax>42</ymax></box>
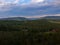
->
<box><xmin>0</xmin><ymin>16</ymin><xmax>60</xmax><ymax>21</ymax></box>
<box><xmin>43</xmin><ymin>16</ymin><xmax>60</xmax><ymax>20</ymax></box>
<box><xmin>0</xmin><ymin>17</ymin><xmax>28</xmax><ymax>21</ymax></box>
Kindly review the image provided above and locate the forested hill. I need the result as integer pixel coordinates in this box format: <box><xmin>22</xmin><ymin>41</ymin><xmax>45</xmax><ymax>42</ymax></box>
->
<box><xmin>0</xmin><ymin>16</ymin><xmax>60</xmax><ymax>21</ymax></box>
<box><xmin>0</xmin><ymin>17</ymin><xmax>28</xmax><ymax>21</ymax></box>
<box><xmin>43</xmin><ymin>16</ymin><xmax>60</xmax><ymax>19</ymax></box>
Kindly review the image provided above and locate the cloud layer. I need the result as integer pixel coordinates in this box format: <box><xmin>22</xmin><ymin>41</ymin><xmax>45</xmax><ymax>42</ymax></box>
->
<box><xmin>0</xmin><ymin>0</ymin><xmax>60</xmax><ymax>18</ymax></box>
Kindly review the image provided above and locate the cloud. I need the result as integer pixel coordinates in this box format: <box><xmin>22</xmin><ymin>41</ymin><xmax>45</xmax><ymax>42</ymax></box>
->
<box><xmin>24</xmin><ymin>14</ymin><xmax>60</xmax><ymax>18</ymax></box>
<box><xmin>0</xmin><ymin>0</ymin><xmax>20</xmax><ymax>6</ymax></box>
<box><xmin>1</xmin><ymin>4</ymin><xmax>59</xmax><ymax>16</ymax></box>
<box><xmin>13</xmin><ymin>0</ymin><xmax>20</xmax><ymax>4</ymax></box>
<box><xmin>31</xmin><ymin>0</ymin><xmax>44</xmax><ymax>3</ymax></box>
<box><xmin>53</xmin><ymin>0</ymin><xmax>60</xmax><ymax>4</ymax></box>
<box><xmin>0</xmin><ymin>0</ymin><xmax>20</xmax><ymax>11</ymax></box>
<box><xmin>0</xmin><ymin>0</ymin><xmax>60</xmax><ymax>18</ymax></box>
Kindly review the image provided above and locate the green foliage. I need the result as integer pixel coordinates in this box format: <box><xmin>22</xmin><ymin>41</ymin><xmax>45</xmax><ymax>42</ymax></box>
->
<box><xmin>0</xmin><ymin>19</ymin><xmax>60</xmax><ymax>31</ymax></box>
<box><xmin>0</xmin><ymin>31</ymin><xmax>60</xmax><ymax>45</ymax></box>
<box><xmin>0</xmin><ymin>19</ymin><xmax>60</xmax><ymax>45</ymax></box>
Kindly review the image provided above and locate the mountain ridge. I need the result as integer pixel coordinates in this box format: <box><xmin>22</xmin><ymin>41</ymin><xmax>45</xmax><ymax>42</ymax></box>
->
<box><xmin>0</xmin><ymin>16</ymin><xmax>60</xmax><ymax>21</ymax></box>
<box><xmin>42</xmin><ymin>16</ymin><xmax>60</xmax><ymax>19</ymax></box>
<box><xmin>0</xmin><ymin>17</ymin><xmax>28</xmax><ymax>21</ymax></box>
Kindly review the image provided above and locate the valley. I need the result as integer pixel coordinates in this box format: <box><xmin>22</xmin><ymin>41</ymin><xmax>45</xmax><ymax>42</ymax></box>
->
<box><xmin>0</xmin><ymin>16</ymin><xmax>60</xmax><ymax>45</ymax></box>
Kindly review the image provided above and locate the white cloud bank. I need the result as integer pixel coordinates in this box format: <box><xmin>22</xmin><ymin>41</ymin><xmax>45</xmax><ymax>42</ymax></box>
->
<box><xmin>31</xmin><ymin>0</ymin><xmax>44</xmax><ymax>3</ymax></box>
<box><xmin>23</xmin><ymin>14</ymin><xmax>60</xmax><ymax>18</ymax></box>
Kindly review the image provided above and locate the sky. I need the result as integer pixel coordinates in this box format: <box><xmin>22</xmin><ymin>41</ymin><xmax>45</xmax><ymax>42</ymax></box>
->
<box><xmin>0</xmin><ymin>0</ymin><xmax>60</xmax><ymax>18</ymax></box>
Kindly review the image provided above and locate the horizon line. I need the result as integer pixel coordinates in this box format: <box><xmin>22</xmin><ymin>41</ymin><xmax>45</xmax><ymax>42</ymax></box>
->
<box><xmin>0</xmin><ymin>14</ymin><xmax>60</xmax><ymax>18</ymax></box>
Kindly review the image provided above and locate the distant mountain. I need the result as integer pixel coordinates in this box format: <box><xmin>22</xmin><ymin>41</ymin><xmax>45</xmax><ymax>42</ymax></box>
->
<box><xmin>42</xmin><ymin>16</ymin><xmax>60</xmax><ymax>20</ymax></box>
<box><xmin>27</xmin><ymin>16</ymin><xmax>60</xmax><ymax>20</ymax></box>
<box><xmin>0</xmin><ymin>16</ymin><xmax>60</xmax><ymax>21</ymax></box>
<box><xmin>0</xmin><ymin>17</ymin><xmax>28</xmax><ymax>21</ymax></box>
